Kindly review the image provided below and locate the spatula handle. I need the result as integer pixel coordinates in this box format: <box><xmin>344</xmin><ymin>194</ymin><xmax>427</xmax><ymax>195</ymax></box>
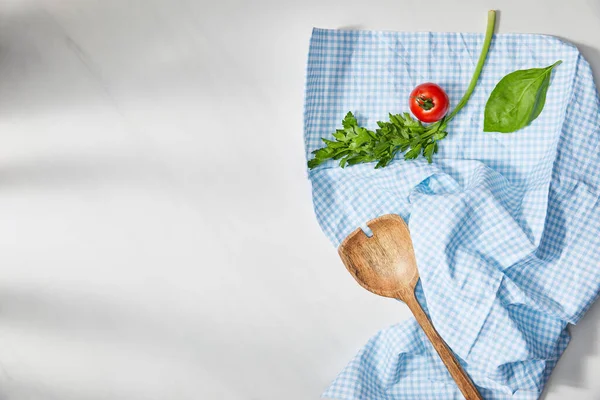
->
<box><xmin>404</xmin><ymin>293</ymin><xmax>483</xmax><ymax>400</ymax></box>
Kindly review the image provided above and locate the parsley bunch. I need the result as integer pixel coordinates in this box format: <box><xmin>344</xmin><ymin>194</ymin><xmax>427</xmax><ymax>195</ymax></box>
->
<box><xmin>308</xmin><ymin>10</ymin><xmax>496</xmax><ymax>170</ymax></box>
<box><xmin>307</xmin><ymin>112</ymin><xmax>447</xmax><ymax>169</ymax></box>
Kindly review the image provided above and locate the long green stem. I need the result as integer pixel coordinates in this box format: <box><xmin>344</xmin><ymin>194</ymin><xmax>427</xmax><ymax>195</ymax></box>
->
<box><xmin>446</xmin><ymin>10</ymin><xmax>496</xmax><ymax>120</ymax></box>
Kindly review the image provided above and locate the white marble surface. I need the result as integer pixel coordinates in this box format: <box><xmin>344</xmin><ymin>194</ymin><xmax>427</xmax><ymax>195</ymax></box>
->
<box><xmin>0</xmin><ymin>0</ymin><xmax>598</xmax><ymax>399</ymax></box>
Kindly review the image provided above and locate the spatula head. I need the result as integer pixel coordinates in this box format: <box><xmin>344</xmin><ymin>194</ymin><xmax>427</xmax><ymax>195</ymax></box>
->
<box><xmin>338</xmin><ymin>214</ymin><xmax>419</xmax><ymax>300</ymax></box>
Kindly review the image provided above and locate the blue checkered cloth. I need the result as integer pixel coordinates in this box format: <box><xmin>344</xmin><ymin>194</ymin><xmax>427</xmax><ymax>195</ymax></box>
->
<box><xmin>304</xmin><ymin>29</ymin><xmax>600</xmax><ymax>399</ymax></box>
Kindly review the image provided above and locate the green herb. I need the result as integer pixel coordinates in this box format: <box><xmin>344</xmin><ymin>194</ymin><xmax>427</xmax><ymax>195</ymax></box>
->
<box><xmin>308</xmin><ymin>10</ymin><xmax>497</xmax><ymax>170</ymax></box>
<box><xmin>483</xmin><ymin>61</ymin><xmax>562</xmax><ymax>133</ymax></box>
<box><xmin>307</xmin><ymin>111</ymin><xmax>448</xmax><ymax>169</ymax></box>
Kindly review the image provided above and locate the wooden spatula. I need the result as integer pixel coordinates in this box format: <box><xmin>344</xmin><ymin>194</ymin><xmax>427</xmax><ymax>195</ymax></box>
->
<box><xmin>338</xmin><ymin>214</ymin><xmax>482</xmax><ymax>400</ymax></box>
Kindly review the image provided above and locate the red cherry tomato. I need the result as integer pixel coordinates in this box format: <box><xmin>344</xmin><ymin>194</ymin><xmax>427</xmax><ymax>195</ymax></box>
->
<box><xmin>409</xmin><ymin>83</ymin><xmax>449</xmax><ymax>123</ymax></box>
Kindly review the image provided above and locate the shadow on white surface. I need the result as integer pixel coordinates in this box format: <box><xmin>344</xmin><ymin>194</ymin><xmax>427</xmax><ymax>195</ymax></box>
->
<box><xmin>0</xmin><ymin>154</ymin><xmax>165</xmax><ymax>190</ymax></box>
<box><xmin>336</xmin><ymin>24</ymin><xmax>365</xmax><ymax>30</ymax></box>
<box><xmin>541</xmin><ymin>299</ymin><xmax>600</xmax><ymax>398</ymax></box>
<box><xmin>0</xmin><ymin>286</ymin><xmax>274</xmax><ymax>399</ymax></box>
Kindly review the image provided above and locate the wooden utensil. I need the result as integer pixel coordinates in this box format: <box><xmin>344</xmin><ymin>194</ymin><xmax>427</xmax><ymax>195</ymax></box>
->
<box><xmin>338</xmin><ymin>214</ymin><xmax>482</xmax><ymax>400</ymax></box>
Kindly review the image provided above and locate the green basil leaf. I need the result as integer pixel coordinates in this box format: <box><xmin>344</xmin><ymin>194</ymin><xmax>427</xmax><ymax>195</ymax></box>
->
<box><xmin>484</xmin><ymin>60</ymin><xmax>562</xmax><ymax>133</ymax></box>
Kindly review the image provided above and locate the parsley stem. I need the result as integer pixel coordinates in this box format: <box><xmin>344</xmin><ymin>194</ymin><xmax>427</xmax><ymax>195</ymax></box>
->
<box><xmin>446</xmin><ymin>10</ymin><xmax>496</xmax><ymax>120</ymax></box>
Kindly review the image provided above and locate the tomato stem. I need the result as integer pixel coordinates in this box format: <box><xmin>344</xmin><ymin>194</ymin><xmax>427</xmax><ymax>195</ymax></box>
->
<box><xmin>446</xmin><ymin>10</ymin><xmax>496</xmax><ymax>121</ymax></box>
<box><xmin>415</xmin><ymin>96</ymin><xmax>435</xmax><ymax>111</ymax></box>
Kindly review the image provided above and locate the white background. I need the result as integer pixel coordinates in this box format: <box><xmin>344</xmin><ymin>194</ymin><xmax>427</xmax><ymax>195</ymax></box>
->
<box><xmin>0</xmin><ymin>0</ymin><xmax>598</xmax><ymax>399</ymax></box>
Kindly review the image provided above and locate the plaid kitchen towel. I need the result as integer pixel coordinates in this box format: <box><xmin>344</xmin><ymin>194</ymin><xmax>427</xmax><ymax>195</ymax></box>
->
<box><xmin>304</xmin><ymin>28</ymin><xmax>600</xmax><ymax>399</ymax></box>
